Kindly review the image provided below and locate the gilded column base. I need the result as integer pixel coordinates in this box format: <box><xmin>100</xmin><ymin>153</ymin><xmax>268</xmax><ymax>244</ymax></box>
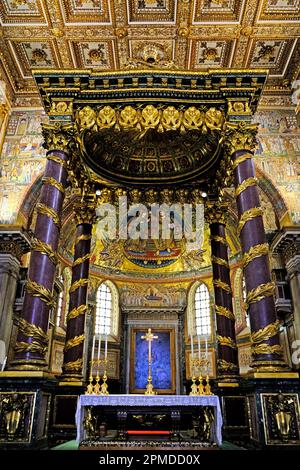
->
<box><xmin>9</xmin><ymin>358</ymin><xmax>48</xmax><ymax>371</ymax></box>
<box><xmin>247</xmin><ymin>371</ymin><xmax>299</xmax><ymax>379</ymax></box>
<box><xmin>248</xmin><ymin>361</ymin><xmax>298</xmax><ymax>378</ymax></box>
<box><xmin>217</xmin><ymin>374</ymin><xmax>240</xmax><ymax>387</ymax></box>
<box><xmin>0</xmin><ymin>370</ymin><xmax>52</xmax><ymax>378</ymax></box>
<box><xmin>250</xmin><ymin>359</ymin><xmax>289</xmax><ymax>372</ymax></box>
<box><xmin>60</xmin><ymin>373</ymin><xmax>83</xmax><ymax>383</ymax></box>
<box><xmin>59</xmin><ymin>380</ymin><xmax>83</xmax><ymax>386</ymax></box>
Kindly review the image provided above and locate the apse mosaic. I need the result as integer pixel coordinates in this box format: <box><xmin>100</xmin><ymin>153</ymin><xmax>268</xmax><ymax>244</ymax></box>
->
<box><xmin>0</xmin><ymin>109</ymin><xmax>47</xmax><ymax>224</ymax></box>
<box><xmin>254</xmin><ymin>110</ymin><xmax>300</xmax><ymax>224</ymax></box>
<box><xmin>120</xmin><ymin>284</ymin><xmax>186</xmax><ymax>308</ymax></box>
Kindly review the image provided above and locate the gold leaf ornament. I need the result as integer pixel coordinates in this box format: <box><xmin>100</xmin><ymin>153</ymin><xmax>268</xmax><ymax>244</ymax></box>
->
<box><xmin>161</xmin><ymin>106</ymin><xmax>181</xmax><ymax>131</ymax></box>
<box><xmin>97</xmin><ymin>106</ymin><xmax>117</xmax><ymax>129</ymax></box>
<box><xmin>182</xmin><ymin>107</ymin><xmax>203</xmax><ymax>130</ymax></box>
<box><xmin>205</xmin><ymin>108</ymin><xmax>224</xmax><ymax>130</ymax></box>
<box><xmin>77</xmin><ymin>106</ymin><xmax>96</xmax><ymax>129</ymax></box>
<box><xmin>119</xmin><ymin>106</ymin><xmax>138</xmax><ymax>129</ymax></box>
<box><xmin>140</xmin><ymin>105</ymin><xmax>160</xmax><ymax>130</ymax></box>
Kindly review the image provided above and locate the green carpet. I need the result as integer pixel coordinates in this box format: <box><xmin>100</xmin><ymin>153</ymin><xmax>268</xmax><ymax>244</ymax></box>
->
<box><xmin>51</xmin><ymin>440</ymin><xmax>243</xmax><ymax>450</ymax></box>
<box><xmin>221</xmin><ymin>441</ymin><xmax>245</xmax><ymax>450</ymax></box>
<box><xmin>52</xmin><ymin>440</ymin><xmax>78</xmax><ymax>450</ymax></box>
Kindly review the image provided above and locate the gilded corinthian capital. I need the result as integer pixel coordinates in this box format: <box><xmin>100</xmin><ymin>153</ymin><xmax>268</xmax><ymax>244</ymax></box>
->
<box><xmin>42</xmin><ymin>122</ymin><xmax>74</xmax><ymax>153</ymax></box>
<box><xmin>205</xmin><ymin>202</ymin><xmax>229</xmax><ymax>225</ymax></box>
<box><xmin>74</xmin><ymin>199</ymin><xmax>97</xmax><ymax>226</ymax></box>
<box><xmin>223</xmin><ymin>121</ymin><xmax>258</xmax><ymax>155</ymax></box>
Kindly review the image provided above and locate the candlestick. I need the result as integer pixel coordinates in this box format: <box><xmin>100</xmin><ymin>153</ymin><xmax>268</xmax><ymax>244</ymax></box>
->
<box><xmin>97</xmin><ymin>333</ymin><xmax>101</xmax><ymax>373</ymax></box>
<box><xmin>104</xmin><ymin>333</ymin><xmax>108</xmax><ymax>360</ymax></box>
<box><xmin>190</xmin><ymin>334</ymin><xmax>194</xmax><ymax>359</ymax></box>
<box><xmin>91</xmin><ymin>334</ymin><xmax>95</xmax><ymax>372</ymax></box>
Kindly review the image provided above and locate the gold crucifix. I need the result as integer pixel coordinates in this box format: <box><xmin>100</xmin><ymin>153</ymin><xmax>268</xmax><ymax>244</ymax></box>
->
<box><xmin>141</xmin><ymin>328</ymin><xmax>158</xmax><ymax>395</ymax></box>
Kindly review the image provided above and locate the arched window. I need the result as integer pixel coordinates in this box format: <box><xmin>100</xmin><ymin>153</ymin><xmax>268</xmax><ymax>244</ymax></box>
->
<box><xmin>194</xmin><ymin>283</ymin><xmax>211</xmax><ymax>336</ymax></box>
<box><xmin>95</xmin><ymin>283</ymin><xmax>112</xmax><ymax>335</ymax></box>
<box><xmin>94</xmin><ymin>281</ymin><xmax>120</xmax><ymax>338</ymax></box>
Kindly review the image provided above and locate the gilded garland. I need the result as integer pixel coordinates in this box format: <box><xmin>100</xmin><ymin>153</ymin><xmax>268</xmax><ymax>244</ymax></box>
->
<box><xmin>75</xmin><ymin>105</ymin><xmax>224</xmax><ymax>135</ymax></box>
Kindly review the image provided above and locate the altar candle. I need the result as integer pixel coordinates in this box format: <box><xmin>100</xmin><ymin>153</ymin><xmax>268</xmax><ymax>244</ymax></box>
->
<box><xmin>205</xmin><ymin>337</ymin><xmax>208</xmax><ymax>360</ymax></box>
<box><xmin>104</xmin><ymin>333</ymin><xmax>108</xmax><ymax>360</ymax></box>
<box><xmin>190</xmin><ymin>334</ymin><xmax>194</xmax><ymax>359</ymax></box>
<box><xmin>91</xmin><ymin>334</ymin><xmax>96</xmax><ymax>369</ymax></box>
<box><xmin>97</xmin><ymin>333</ymin><xmax>101</xmax><ymax>367</ymax></box>
<box><xmin>197</xmin><ymin>334</ymin><xmax>201</xmax><ymax>360</ymax></box>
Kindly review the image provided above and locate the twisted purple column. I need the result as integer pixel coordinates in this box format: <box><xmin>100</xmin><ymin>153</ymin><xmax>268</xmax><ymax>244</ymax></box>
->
<box><xmin>11</xmin><ymin>150</ymin><xmax>68</xmax><ymax>370</ymax></box>
<box><xmin>208</xmin><ymin>212</ymin><xmax>239</xmax><ymax>380</ymax></box>
<box><xmin>62</xmin><ymin>222</ymin><xmax>92</xmax><ymax>382</ymax></box>
<box><xmin>232</xmin><ymin>148</ymin><xmax>285</xmax><ymax>370</ymax></box>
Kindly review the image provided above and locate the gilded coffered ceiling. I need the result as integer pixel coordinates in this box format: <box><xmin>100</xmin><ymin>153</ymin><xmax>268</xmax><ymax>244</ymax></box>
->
<box><xmin>0</xmin><ymin>0</ymin><xmax>299</xmax><ymax>103</ymax></box>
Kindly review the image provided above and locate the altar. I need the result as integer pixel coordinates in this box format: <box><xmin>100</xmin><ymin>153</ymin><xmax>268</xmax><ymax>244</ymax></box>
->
<box><xmin>76</xmin><ymin>394</ymin><xmax>223</xmax><ymax>448</ymax></box>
